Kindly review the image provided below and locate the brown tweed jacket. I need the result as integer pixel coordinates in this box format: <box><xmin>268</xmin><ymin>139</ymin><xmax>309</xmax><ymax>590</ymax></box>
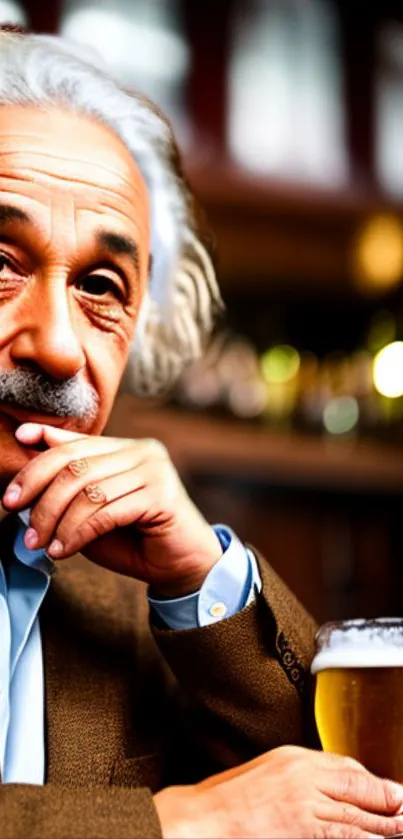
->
<box><xmin>0</xmin><ymin>547</ymin><xmax>318</xmax><ymax>839</ymax></box>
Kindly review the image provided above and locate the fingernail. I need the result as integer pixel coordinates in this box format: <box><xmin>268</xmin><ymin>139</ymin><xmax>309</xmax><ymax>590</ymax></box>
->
<box><xmin>24</xmin><ymin>527</ymin><xmax>38</xmax><ymax>550</ymax></box>
<box><xmin>47</xmin><ymin>539</ymin><xmax>64</xmax><ymax>557</ymax></box>
<box><xmin>391</xmin><ymin>784</ymin><xmax>403</xmax><ymax>813</ymax></box>
<box><xmin>3</xmin><ymin>484</ymin><xmax>22</xmax><ymax>505</ymax></box>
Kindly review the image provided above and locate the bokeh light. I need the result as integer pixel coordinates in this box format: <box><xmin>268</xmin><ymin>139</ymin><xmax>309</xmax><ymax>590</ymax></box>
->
<box><xmin>353</xmin><ymin>215</ymin><xmax>403</xmax><ymax>293</ymax></box>
<box><xmin>260</xmin><ymin>345</ymin><xmax>300</xmax><ymax>384</ymax></box>
<box><xmin>323</xmin><ymin>396</ymin><xmax>359</xmax><ymax>434</ymax></box>
<box><xmin>373</xmin><ymin>341</ymin><xmax>403</xmax><ymax>398</ymax></box>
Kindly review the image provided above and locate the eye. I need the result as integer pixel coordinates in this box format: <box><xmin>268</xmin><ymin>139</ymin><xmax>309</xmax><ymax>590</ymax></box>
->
<box><xmin>76</xmin><ymin>274</ymin><xmax>123</xmax><ymax>300</ymax></box>
<box><xmin>0</xmin><ymin>253</ymin><xmax>16</xmax><ymax>274</ymax></box>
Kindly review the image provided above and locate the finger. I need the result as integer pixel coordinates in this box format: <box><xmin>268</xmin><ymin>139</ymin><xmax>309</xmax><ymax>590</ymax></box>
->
<box><xmin>47</xmin><ymin>488</ymin><xmax>156</xmax><ymax>576</ymax></box>
<box><xmin>27</xmin><ymin>447</ymin><xmax>152</xmax><ymax>549</ymax></box>
<box><xmin>15</xmin><ymin>423</ymin><xmax>88</xmax><ymax>446</ymax></box>
<box><xmin>42</xmin><ymin>466</ymin><xmax>149</xmax><ymax>557</ymax></box>
<box><xmin>318</xmin><ymin>823</ymin><xmax>387</xmax><ymax>838</ymax></box>
<box><xmin>310</xmin><ymin>751</ymin><xmax>367</xmax><ymax>772</ymax></box>
<box><xmin>319</xmin><ymin>801</ymin><xmax>403</xmax><ymax>837</ymax></box>
<box><xmin>3</xmin><ymin>436</ymin><xmax>129</xmax><ymax>511</ymax></box>
<box><xmin>320</xmin><ymin>765</ymin><xmax>403</xmax><ymax>815</ymax></box>
<box><xmin>198</xmin><ymin>749</ymin><xmax>364</xmax><ymax>791</ymax></box>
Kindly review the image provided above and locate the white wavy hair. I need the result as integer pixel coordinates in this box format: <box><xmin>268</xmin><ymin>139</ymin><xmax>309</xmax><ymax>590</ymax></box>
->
<box><xmin>0</xmin><ymin>29</ymin><xmax>222</xmax><ymax>395</ymax></box>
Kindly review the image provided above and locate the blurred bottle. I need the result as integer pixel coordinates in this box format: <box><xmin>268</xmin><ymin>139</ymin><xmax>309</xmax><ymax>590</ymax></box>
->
<box><xmin>260</xmin><ymin>344</ymin><xmax>300</xmax><ymax>429</ymax></box>
<box><xmin>294</xmin><ymin>351</ymin><xmax>321</xmax><ymax>432</ymax></box>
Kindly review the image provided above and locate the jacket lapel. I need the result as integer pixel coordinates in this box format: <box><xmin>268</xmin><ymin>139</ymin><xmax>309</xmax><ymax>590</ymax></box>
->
<box><xmin>41</xmin><ymin>556</ymin><xmax>130</xmax><ymax>788</ymax></box>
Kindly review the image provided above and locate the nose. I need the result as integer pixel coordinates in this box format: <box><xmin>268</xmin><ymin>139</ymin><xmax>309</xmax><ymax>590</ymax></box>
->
<box><xmin>9</xmin><ymin>281</ymin><xmax>86</xmax><ymax>381</ymax></box>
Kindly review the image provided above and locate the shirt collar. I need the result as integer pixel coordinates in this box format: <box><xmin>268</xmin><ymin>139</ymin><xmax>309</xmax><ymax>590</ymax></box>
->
<box><xmin>13</xmin><ymin>509</ymin><xmax>54</xmax><ymax>578</ymax></box>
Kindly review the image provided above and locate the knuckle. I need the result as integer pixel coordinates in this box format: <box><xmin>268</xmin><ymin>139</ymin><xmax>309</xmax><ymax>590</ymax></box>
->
<box><xmin>382</xmin><ymin>780</ymin><xmax>403</xmax><ymax>812</ymax></box>
<box><xmin>340</xmin><ymin>804</ymin><xmax>360</xmax><ymax>827</ymax></box>
<box><xmin>143</xmin><ymin>437</ymin><xmax>168</xmax><ymax>460</ymax></box>
<box><xmin>270</xmin><ymin>746</ymin><xmax>310</xmax><ymax>782</ymax></box>
<box><xmin>84</xmin><ymin>509</ymin><xmax>114</xmax><ymax>539</ymax></box>
<box><xmin>275</xmin><ymin>745</ymin><xmax>302</xmax><ymax>759</ymax></box>
<box><xmin>339</xmin><ymin>769</ymin><xmax>360</xmax><ymax>800</ymax></box>
<box><xmin>320</xmin><ymin>822</ymin><xmax>356</xmax><ymax>839</ymax></box>
<box><xmin>55</xmin><ymin>466</ymin><xmax>74</xmax><ymax>486</ymax></box>
<box><xmin>159</xmin><ymin>473</ymin><xmax>180</xmax><ymax>509</ymax></box>
<box><xmin>358</xmin><ymin>774</ymin><xmax>393</xmax><ymax>812</ymax></box>
<box><xmin>375</xmin><ymin>815</ymin><xmax>403</xmax><ymax>837</ymax></box>
<box><xmin>30</xmin><ymin>505</ymin><xmax>48</xmax><ymax>529</ymax></box>
<box><xmin>338</xmin><ymin>756</ymin><xmax>364</xmax><ymax>772</ymax></box>
<box><xmin>75</xmin><ymin>517</ymin><xmax>103</xmax><ymax>543</ymax></box>
<box><xmin>391</xmin><ymin>816</ymin><xmax>403</xmax><ymax>835</ymax></box>
<box><xmin>318</xmin><ymin>823</ymin><xmax>335</xmax><ymax>839</ymax></box>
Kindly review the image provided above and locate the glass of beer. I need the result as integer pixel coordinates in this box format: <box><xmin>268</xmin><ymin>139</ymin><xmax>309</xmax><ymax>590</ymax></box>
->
<box><xmin>312</xmin><ymin>618</ymin><xmax>403</xmax><ymax>782</ymax></box>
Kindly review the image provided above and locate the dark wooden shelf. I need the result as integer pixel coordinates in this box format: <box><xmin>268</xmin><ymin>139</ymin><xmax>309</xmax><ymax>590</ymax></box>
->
<box><xmin>180</xmin><ymin>0</ymin><xmax>403</xmax><ymax>303</ymax></box>
<box><xmin>186</xmin><ymin>159</ymin><xmax>383</xmax><ymax>216</ymax></box>
<box><xmin>108</xmin><ymin>397</ymin><xmax>403</xmax><ymax>495</ymax></box>
<box><xmin>183</xmin><ymin>159</ymin><xmax>403</xmax><ymax>297</ymax></box>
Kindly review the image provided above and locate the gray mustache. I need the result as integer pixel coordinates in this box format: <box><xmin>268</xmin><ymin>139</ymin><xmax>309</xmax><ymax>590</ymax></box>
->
<box><xmin>0</xmin><ymin>369</ymin><xmax>98</xmax><ymax>419</ymax></box>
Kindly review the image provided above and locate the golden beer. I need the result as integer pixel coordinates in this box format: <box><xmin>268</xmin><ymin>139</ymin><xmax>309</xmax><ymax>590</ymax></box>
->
<box><xmin>312</xmin><ymin>619</ymin><xmax>403</xmax><ymax>782</ymax></box>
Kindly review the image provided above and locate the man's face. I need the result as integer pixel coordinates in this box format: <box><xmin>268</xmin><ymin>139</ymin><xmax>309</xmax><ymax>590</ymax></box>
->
<box><xmin>0</xmin><ymin>105</ymin><xmax>149</xmax><ymax>485</ymax></box>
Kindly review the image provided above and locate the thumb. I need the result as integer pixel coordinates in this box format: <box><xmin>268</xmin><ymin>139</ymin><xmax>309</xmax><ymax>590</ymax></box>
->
<box><xmin>15</xmin><ymin>422</ymin><xmax>87</xmax><ymax>448</ymax></box>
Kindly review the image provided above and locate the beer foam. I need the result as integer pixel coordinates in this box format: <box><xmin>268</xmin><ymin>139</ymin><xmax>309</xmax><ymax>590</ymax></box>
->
<box><xmin>311</xmin><ymin>621</ymin><xmax>403</xmax><ymax>673</ymax></box>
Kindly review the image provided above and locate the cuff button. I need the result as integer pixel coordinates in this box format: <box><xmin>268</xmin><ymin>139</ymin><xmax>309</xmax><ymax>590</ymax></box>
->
<box><xmin>209</xmin><ymin>601</ymin><xmax>228</xmax><ymax>618</ymax></box>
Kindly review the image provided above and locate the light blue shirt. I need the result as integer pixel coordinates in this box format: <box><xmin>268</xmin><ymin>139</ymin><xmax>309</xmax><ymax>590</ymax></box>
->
<box><xmin>0</xmin><ymin>517</ymin><xmax>261</xmax><ymax>784</ymax></box>
<box><xmin>149</xmin><ymin>525</ymin><xmax>262</xmax><ymax>629</ymax></box>
<box><xmin>0</xmin><ymin>517</ymin><xmax>52</xmax><ymax>784</ymax></box>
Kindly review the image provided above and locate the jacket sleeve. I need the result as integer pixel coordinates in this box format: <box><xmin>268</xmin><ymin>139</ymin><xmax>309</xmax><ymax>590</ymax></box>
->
<box><xmin>0</xmin><ymin>784</ymin><xmax>162</xmax><ymax>839</ymax></box>
<box><xmin>152</xmin><ymin>549</ymin><xmax>320</xmax><ymax>773</ymax></box>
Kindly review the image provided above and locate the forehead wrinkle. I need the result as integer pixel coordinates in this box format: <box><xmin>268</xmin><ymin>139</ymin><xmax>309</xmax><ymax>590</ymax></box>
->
<box><xmin>0</xmin><ymin>183</ymin><xmax>143</xmax><ymax>228</ymax></box>
<box><xmin>81</xmin><ymin>201</ymin><xmax>149</xmax><ymax>239</ymax></box>
<box><xmin>0</xmin><ymin>177</ymin><xmax>146</xmax><ymax>235</ymax></box>
<box><xmin>0</xmin><ymin>147</ymin><xmax>139</xmax><ymax>190</ymax></box>
<box><xmin>0</xmin><ymin>169</ymin><xmax>146</xmax><ymax>216</ymax></box>
<box><xmin>0</xmin><ymin>173</ymin><xmax>149</xmax><ymax>261</ymax></box>
<box><xmin>4</xmin><ymin>164</ymin><xmax>132</xmax><ymax>194</ymax></box>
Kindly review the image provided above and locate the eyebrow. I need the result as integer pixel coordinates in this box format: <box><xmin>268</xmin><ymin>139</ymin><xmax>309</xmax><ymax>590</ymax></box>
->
<box><xmin>96</xmin><ymin>230</ymin><xmax>139</xmax><ymax>275</ymax></box>
<box><xmin>0</xmin><ymin>205</ymin><xmax>141</xmax><ymax>277</ymax></box>
<box><xmin>0</xmin><ymin>203</ymin><xmax>32</xmax><ymax>226</ymax></box>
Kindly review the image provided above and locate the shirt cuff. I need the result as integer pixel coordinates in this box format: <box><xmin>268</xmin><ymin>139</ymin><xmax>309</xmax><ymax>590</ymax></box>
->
<box><xmin>148</xmin><ymin>524</ymin><xmax>262</xmax><ymax>630</ymax></box>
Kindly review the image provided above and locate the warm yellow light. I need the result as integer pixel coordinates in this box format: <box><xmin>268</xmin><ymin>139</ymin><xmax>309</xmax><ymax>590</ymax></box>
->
<box><xmin>353</xmin><ymin>215</ymin><xmax>403</xmax><ymax>292</ymax></box>
<box><xmin>373</xmin><ymin>341</ymin><xmax>403</xmax><ymax>398</ymax></box>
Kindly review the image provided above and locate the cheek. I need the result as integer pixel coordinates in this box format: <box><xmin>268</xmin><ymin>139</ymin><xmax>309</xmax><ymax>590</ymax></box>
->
<box><xmin>84</xmin><ymin>328</ymin><xmax>133</xmax><ymax>423</ymax></box>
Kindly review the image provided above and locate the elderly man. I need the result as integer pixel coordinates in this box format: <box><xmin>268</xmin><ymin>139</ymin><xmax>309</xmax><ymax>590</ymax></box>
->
<box><xmin>0</xmin><ymin>28</ymin><xmax>402</xmax><ymax>839</ymax></box>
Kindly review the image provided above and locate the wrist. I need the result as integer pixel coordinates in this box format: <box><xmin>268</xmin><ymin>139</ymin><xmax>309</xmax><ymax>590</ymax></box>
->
<box><xmin>154</xmin><ymin>785</ymin><xmax>222</xmax><ymax>839</ymax></box>
<box><xmin>151</xmin><ymin>529</ymin><xmax>222</xmax><ymax>598</ymax></box>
